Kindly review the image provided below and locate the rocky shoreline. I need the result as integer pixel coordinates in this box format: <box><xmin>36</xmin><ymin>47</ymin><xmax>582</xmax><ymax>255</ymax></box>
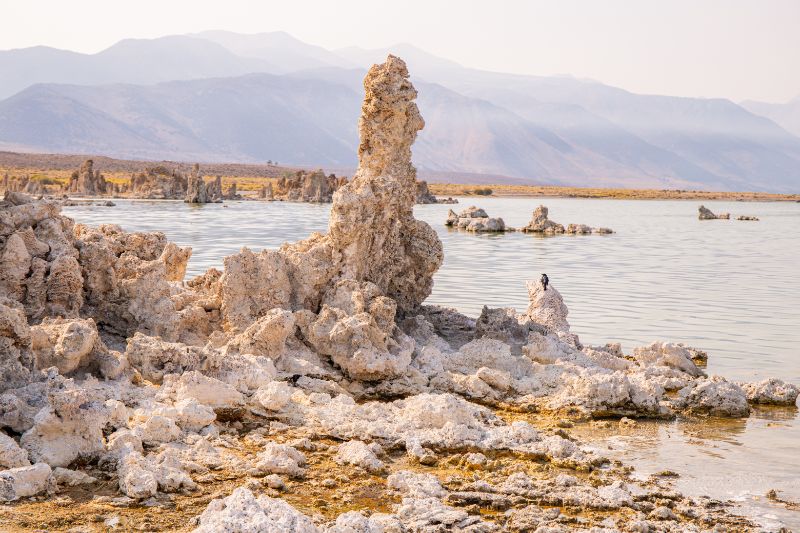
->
<box><xmin>1</xmin><ymin>56</ymin><xmax>797</xmax><ymax>532</ymax></box>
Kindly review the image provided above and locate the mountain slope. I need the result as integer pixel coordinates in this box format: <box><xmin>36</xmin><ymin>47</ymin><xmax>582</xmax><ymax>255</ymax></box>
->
<box><xmin>0</xmin><ymin>74</ymin><xmax>361</xmax><ymax>165</ymax></box>
<box><xmin>742</xmin><ymin>96</ymin><xmax>800</xmax><ymax>138</ymax></box>
<box><xmin>0</xmin><ymin>36</ymin><xmax>275</xmax><ymax>100</ymax></box>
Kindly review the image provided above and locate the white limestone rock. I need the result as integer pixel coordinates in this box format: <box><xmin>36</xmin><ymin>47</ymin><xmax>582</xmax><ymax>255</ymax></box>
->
<box><xmin>160</xmin><ymin>371</ymin><xmax>244</xmax><ymax>410</ymax></box>
<box><xmin>254</xmin><ymin>442</ymin><xmax>306</xmax><ymax>477</ymax></box>
<box><xmin>387</xmin><ymin>471</ymin><xmax>446</xmax><ymax>498</ymax></box>
<box><xmin>0</xmin><ymin>431</ymin><xmax>29</xmax><ymax>468</ymax></box>
<box><xmin>194</xmin><ymin>487</ymin><xmax>320</xmax><ymax>533</ymax></box>
<box><xmin>253</xmin><ymin>381</ymin><xmax>293</xmax><ymax>412</ymax></box>
<box><xmin>632</xmin><ymin>342</ymin><xmax>704</xmax><ymax>378</ymax></box>
<box><xmin>53</xmin><ymin>467</ymin><xmax>97</xmax><ymax>486</ymax></box>
<box><xmin>675</xmin><ymin>376</ymin><xmax>749</xmax><ymax>416</ymax></box>
<box><xmin>334</xmin><ymin>440</ymin><xmax>385</xmax><ymax>473</ymax></box>
<box><xmin>738</xmin><ymin>378</ymin><xmax>800</xmax><ymax>406</ymax></box>
<box><xmin>0</xmin><ymin>462</ymin><xmax>53</xmax><ymax>501</ymax></box>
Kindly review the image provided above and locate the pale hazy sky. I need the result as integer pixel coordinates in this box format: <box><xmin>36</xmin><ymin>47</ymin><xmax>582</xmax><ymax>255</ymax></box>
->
<box><xmin>2</xmin><ymin>0</ymin><xmax>798</xmax><ymax>103</ymax></box>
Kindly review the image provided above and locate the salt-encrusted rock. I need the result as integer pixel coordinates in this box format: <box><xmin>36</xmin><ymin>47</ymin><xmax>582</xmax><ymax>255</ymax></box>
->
<box><xmin>738</xmin><ymin>378</ymin><xmax>799</xmax><ymax>405</ymax></box>
<box><xmin>0</xmin><ymin>298</ymin><xmax>33</xmax><ymax>393</ymax></box>
<box><xmin>254</xmin><ymin>442</ymin><xmax>306</xmax><ymax>477</ymax></box>
<box><xmin>394</xmin><ymin>497</ymin><xmax>495</xmax><ymax>531</ymax></box>
<box><xmin>444</xmin><ymin>205</ymin><xmax>508</xmax><ymax>232</ymax></box>
<box><xmin>20</xmin><ymin>381</ymin><xmax>110</xmax><ymax>467</ymax></box>
<box><xmin>291</xmin><ymin>392</ymin><xmax>590</xmax><ymax>466</ymax></box>
<box><xmin>53</xmin><ymin>467</ymin><xmax>97</xmax><ymax>486</ymax></box>
<box><xmin>30</xmin><ymin>318</ymin><xmax>124</xmax><ymax>378</ymax></box>
<box><xmin>0</xmin><ymin>431</ymin><xmax>29</xmax><ymax>468</ymax></box>
<box><xmin>300</xmin><ymin>280</ymin><xmax>414</xmax><ymax>381</ymax></box>
<box><xmin>675</xmin><ymin>376</ymin><xmax>749</xmax><ymax>416</ymax></box>
<box><xmin>334</xmin><ymin>440</ymin><xmax>385</xmax><ymax>473</ymax></box>
<box><xmin>131</xmin><ymin>414</ymin><xmax>182</xmax><ymax>446</ymax></box>
<box><xmin>737</xmin><ymin>215</ymin><xmax>759</xmax><ymax>221</ymax></box>
<box><xmin>521</xmin><ymin>205</ymin><xmax>565</xmax><ymax>234</ymax></box>
<box><xmin>0</xmin><ymin>463</ymin><xmax>52</xmax><ymax>501</ymax></box>
<box><xmin>160</xmin><ymin>371</ymin><xmax>244</xmax><ymax>410</ymax></box>
<box><xmin>526</xmin><ymin>280</ymin><xmax>574</xmax><ymax>341</ymax></box>
<box><xmin>698</xmin><ymin>205</ymin><xmax>730</xmax><ymax>220</ymax></box>
<box><xmin>193</xmin><ymin>487</ymin><xmax>320</xmax><ymax>533</ymax></box>
<box><xmin>387</xmin><ymin>470</ymin><xmax>446</xmax><ymax>498</ymax></box>
<box><xmin>253</xmin><ymin>381</ymin><xmax>293</xmax><ymax>411</ymax></box>
<box><xmin>125</xmin><ymin>333</ymin><xmax>204</xmax><ymax>384</ymax></box>
<box><xmin>228</xmin><ymin>308</ymin><xmax>295</xmax><ymax>359</ymax></box>
<box><xmin>632</xmin><ymin>342</ymin><xmax>705</xmax><ymax>378</ymax></box>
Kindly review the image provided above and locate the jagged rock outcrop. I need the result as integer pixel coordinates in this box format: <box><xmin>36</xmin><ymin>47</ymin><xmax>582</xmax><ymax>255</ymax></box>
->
<box><xmin>445</xmin><ymin>205</ymin><xmax>509</xmax><ymax>232</ymax></box>
<box><xmin>259</xmin><ymin>182</ymin><xmax>274</xmax><ymax>200</ymax></box>
<box><xmin>273</xmin><ymin>170</ymin><xmax>346</xmax><ymax>203</ymax></box>
<box><xmin>68</xmin><ymin>160</ymin><xmax>109</xmax><ymax>196</ymax></box>
<box><xmin>218</xmin><ymin>55</ymin><xmax>443</xmax><ymax>329</ymax></box>
<box><xmin>185</xmin><ymin>166</ymin><xmax>225</xmax><ymax>204</ymax></box>
<box><xmin>521</xmin><ymin>205</ymin><xmax>564</xmax><ymax>234</ymax></box>
<box><xmin>126</xmin><ymin>166</ymin><xmax>188</xmax><ymax>199</ymax></box>
<box><xmin>698</xmin><ymin>205</ymin><xmax>730</xmax><ymax>220</ymax></box>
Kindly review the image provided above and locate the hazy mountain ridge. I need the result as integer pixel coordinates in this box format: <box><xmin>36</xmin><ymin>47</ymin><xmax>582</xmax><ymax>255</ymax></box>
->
<box><xmin>741</xmin><ymin>95</ymin><xmax>800</xmax><ymax>138</ymax></box>
<box><xmin>1</xmin><ymin>32</ymin><xmax>799</xmax><ymax>192</ymax></box>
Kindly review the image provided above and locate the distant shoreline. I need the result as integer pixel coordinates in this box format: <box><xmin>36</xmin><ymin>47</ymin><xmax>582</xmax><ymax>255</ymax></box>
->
<box><xmin>2</xmin><ymin>150</ymin><xmax>798</xmax><ymax>201</ymax></box>
<box><xmin>428</xmin><ymin>183</ymin><xmax>800</xmax><ymax>202</ymax></box>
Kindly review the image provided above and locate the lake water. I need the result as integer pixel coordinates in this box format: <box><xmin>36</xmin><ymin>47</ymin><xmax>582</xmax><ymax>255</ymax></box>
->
<box><xmin>64</xmin><ymin>196</ymin><xmax>800</xmax><ymax>529</ymax></box>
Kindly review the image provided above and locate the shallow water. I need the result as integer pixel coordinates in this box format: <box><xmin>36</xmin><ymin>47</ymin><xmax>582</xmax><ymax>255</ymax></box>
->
<box><xmin>64</xmin><ymin>196</ymin><xmax>800</xmax><ymax>528</ymax></box>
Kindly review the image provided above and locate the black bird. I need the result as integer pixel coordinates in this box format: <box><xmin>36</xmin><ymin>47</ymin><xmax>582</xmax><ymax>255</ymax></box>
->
<box><xmin>289</xmin><ymin>374</ymin><xmax>303</xmax><ymax>385</ymax></box>
<box><xmin>541</xmin><ymin>273</ymin><xmax>549</xmax><ymax>291</ymax></box>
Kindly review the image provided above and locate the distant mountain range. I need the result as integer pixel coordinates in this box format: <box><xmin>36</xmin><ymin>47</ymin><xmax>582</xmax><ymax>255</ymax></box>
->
<box><xmin>0</xmin><ymin>32</ymin><xmax>798</xmax><ymax>192</ymax></box>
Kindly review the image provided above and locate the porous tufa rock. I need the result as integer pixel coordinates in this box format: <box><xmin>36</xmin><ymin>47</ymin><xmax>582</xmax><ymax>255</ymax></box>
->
<box><xmin>444</xmin><ymin>205</ymin><xmax>508</xmax><ymax>232</ymax></box>
<box><xmin>254</xmin><ymin>442</ymin><xmax>306</xmax><ymax>477</ymax></box>
<box><xmin>326</xmin><ymin>55</ymin><xmax>443</xmax><ymax>313</ymax></box>
<box><xmin>521</xmin><ymin>205</ymin><xmax>565</xmax><ymax>234</ymax></box>
<box><xmin>30</xmin><ymin>317</ymin><xmax>124</xmax><ymax>378</ymax></box>
<box><xmin>0</xmin><ymin>462</ymin><xmax>53</xmax><ymax>501</ymax></box>
<box><xmin>632</xmin><ymin>342</ymin><xmax>705</xmax><ymax>378</ymax></box>
<box><xmin>19</xmin><ymin>379</ymin><xmax>111</xmax><ymax>467</ymax></box>
<box><xmin>526</xmin><ymin>280</ymin><xmax>577</xmax><ymax>346</ymax></box>
<box><xmin>193</xmin><ymin>487</ymin><xmax>320</xmax><ymax>533</ymax></box>
<box><xmin>675</xmin><ymin>376</ymin><xmax>749</xmax><ymax>417</ymax></box>
<box><xmin>0</xmin><ymin>431</ymin><xmax>30</xmax><ymax>468</ymax></box>
<box><xmin>125</xmin><ymin>333</ymin><xmax>204</xmax><ymax>384</ymax></box>
<box><xmin>53</xmin><ymin>467</ymin><xmax>97</xmax><ymax>486</ymax></box>
<box><xmin>0</xmin><ymin>298</ymin><xmax>33</xmax><ymax>392</ymax></box>
<box><xmin>253</xmin><ymin>381</ymin><xmax>293</xmax><ymax>412</ymax></box>
<box><xmin>738</xmin><ymin>378</ymin><xmax>799</xmax><ymax>406</ymax></box>
<box><xmin>160</xmin><ymin>371</ymin><xmax>245</xmax><ymax>410</ymax></box>
<box><xmin>334</xmin><ymin>440</ymin><xmax>385</xmax><ymax>473</ymax></box>
<box><xmin>300</xmin><ymin>280</ymin><xmax>414</xmax><ymax>381</ymax></box>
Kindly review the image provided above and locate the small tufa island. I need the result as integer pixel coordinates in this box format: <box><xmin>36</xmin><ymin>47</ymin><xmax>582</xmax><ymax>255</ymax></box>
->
<box><xmin>698</xmin><ymin>205</ymin><xmax>759</xmax><ymax>221</ymax></box>
<box><xmin>446</xmin><ymin>204</ymin><xmax>613</xmax><ymax>235</ymax></box>
<box><xmin>0</xmin><ymin>55</ymin><xmax>793</xmax><ymax>531</ymax></box>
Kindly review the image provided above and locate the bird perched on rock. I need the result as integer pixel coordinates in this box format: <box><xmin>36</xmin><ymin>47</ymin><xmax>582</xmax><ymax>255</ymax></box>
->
<box><xmin>541</xmin><ymin>273</ymin><xmax>549</xmax><ymax>291</ymax></box>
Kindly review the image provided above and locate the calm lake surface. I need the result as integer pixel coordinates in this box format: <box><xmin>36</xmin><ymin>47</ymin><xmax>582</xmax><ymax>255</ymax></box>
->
<box><xmin>64</xmin><ymin>196</ymin><xmax>800</xmax><ymax>528</ymax></box>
